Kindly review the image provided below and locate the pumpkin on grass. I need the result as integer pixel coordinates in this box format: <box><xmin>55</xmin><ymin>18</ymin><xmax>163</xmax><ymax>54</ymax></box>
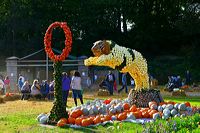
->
<box><xmin>82</xmin><ymin>118</ymin><xmax>93</xmax><ymax>127</ymax></box>
<box><xmin>70</xmin><ymin>109</ymin><xmax>83</xmax><ymax>118</ymax></box>
<box><xmin>129</xmin><ymin>105</ymin><xmax>137</xmax><ymax>112</ymax></box>
<box><xmin>133</xmin><ymin>111</ymin><xmax>142</xmax><ymax>119</ymax></box>
<box><xmin>142</xmin><ymin>111</ymin><xmax>150</xmax><ymax>118</ymax></box>
<box><xmin>68</xmin><ymin>117</ymin><xmax>75</xmax><ymax>124</ymax></box>
<box><xmin>57</xmin><ymin>118</ymin><xmax>68</xmax><ymax>127</ymax></box>
<box><xmin>93</xmin><ymin>115</ymin><xmax>102</xmax><ymax>125</ymax></box>
<box><xmin>123</xmin><ymin>103</ymin><xmax>130</xmax><ymax>110</ymax></box>
<box><xmin>75</xmin><ymin>117</ymin><xmax>83</xmax><ymax>126</ymax></box>
<box><xmin>185</xmin><ymin>102</ymin><xmax>191</xmax><ymax>107</ymax></box>
<box><xmin>117</xmin><ymin>112</ymin><xmax>127</xmax><ymax>121</ymax></box>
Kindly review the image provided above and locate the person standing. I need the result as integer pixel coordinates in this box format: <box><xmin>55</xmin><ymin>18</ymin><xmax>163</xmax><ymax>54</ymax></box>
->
<box><xmin>30</xmin><ymin>79</ymin><xmax>41</xmax><ymax>99</ymax></box>
<box><xmin>0</xmin><ymin>77</ymin><xmax>5</xmax><ymax>95</ymax></box>
<box><xmin>18</xmin><ymin>77</ymin><xmax>24</xmax><ymax>92</ymax></box>
<box><xmin>19</xmin><ymin>74</ymin><xmax>25</xmax><ymax>83</ymax></box>
<box><xmin>105</xmin><ymin>71</ymin><xmax>115</xmax><ymax>95</ymax></box>
<box><xmin>62</xmin><ymin>72</ymin><xmax>71</xmax><ymax>107</ymax></box>
<box><xmin>118</xmin><ymin>73</ymin><xmax>128</xmax><ymax>93</ymax></box>
<box><xmin>4</xmin><ymin>76</ymin><xmax>10</xmax><ymax>93</ymax></box>
<box><xmin>71</xmin><ymin>71</ymin><xmax>83</xmax><ymax>106</ymax></box>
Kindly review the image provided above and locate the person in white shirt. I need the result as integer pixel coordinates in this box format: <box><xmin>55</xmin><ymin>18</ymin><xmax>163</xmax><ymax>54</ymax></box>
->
<box><xmin>19</xmin><ymin>74</ymin><xmax>25</xmax><ymax>83</ymax></box>
<box><xmin>71</xmin><ymin>71</ymin><xmax>83</xmax><ymax>106</ymax></box>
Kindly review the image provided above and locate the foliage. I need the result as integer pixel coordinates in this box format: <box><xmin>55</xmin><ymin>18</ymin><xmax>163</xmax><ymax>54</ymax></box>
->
<box><xmin>143</xmin><ymin>113</ymin><xmax>200</xmax><ymax>132</ymax></box>
<box><xmin>48</xmin><ymin>61</ymin><xmax>68</xmax><ymax>122</ymax></box>
<box><xmin>0</xmin><ymin>0</ymin><xmax>199</xmax><ymax>58</ymax></box>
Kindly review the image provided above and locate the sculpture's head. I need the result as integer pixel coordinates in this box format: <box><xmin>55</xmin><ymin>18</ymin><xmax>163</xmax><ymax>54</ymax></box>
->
<box><xmin>91</xmin><ymin>40</ymin><xmax>110</xmax><ymax>57</ymax></box>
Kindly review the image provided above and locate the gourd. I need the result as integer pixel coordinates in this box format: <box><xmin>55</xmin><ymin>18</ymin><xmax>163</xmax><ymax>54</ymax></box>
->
<box><xmin>117</xmin><ymin>112</ymin><xmax>127</xmax><ymax>121</ymax></box>
<box><xmin>81</xmin><ymin>107</ymin><xmax>89</xmax><ymax>116</ymax></box>
<box><xmin>75</xmin><ymin>117</ymin><xmax>83</xmax><ymax>126</ymax></box>
<box><xmin>153</xmin><ymin>113</ymin><xmax>160</xmax><ymax>120</ymax></box>
<box><xmin>115</xmin><ymin>105</ymin><xmax>123</xmax><ymax>113</ymax></box>
<box><xmin>142</xmin><ymin>111</ymin><xmax>150</xmax><ymax>118</ymax></box>
<box><xmin>68</xmin><ymin>117</ymin><xmax>75</xmax><ymax>124</ymax></box>
<box><xmin>186</xmin><ymin>107</ymin><xmax>192</xmax><ymax>113</ymax></box>
<box><xmin>93</xmin><ymin>116</ymin><xmax>102</xmax><ymax>124</ymax></box>
<box><xmin>157</xmin><ymin>106</ymin><xmax>163</xmax><ymax>112</ymax></box>
<box><xmin>163</xmin><ymin>108</ymin><xmax>171</xmax><ymax>116</ymax></box>
<box><xmin>178</xmin><ymin>103</ymin><xmax>186</xmax><ymax>111</ymax></box>
<box><xmin>92</xmin><ymin>106</ymin><xmax>98</xmax><ymax>115</ymax></box>
<box><xmin>174</xmin><ymin>113</ymin><xmax>180</xmax><ymax>118</ymax></box>
<box><xmin>81</xmin><ymin>118</ymin><xmax>93</xmax><ymax>127</ymax></box>
<box><xmin>171</xmin><ymin>109</ymin><xmax>178</xmax><ymax>116</ymax></box>
<box><xmin>88</xmin><ymin>107</ymin><xmax>94</xmax><ymax>115</ymax></box>
<box><xmin>174</xmin><ymin>103</ymin><xmax>180</xmax><ymax>109</ymax></box>
<box><xmin>37</xmin><ymin>113</ymin><xmax>46</xmax><ymax>121</ymax></box>
<box><xmin>57</xmin><ymin>119</ymin><xmax>67</xmax><ymax>127</ymax></box>
<box><xmin>162</xmin><ymin>113</ymin><xmax>170</xmax><ymax>119</ymax></box>
<box><xmin>166</xmin><ymin>104</ymin><xmax>173</xmax><ymax>110</ymax></box>
<box><xmin>150</xmin><ymin>104</ymin><xmax>158</xmax><ymax>110</ymax></box>
<box><xmin>39</xmin><ymin>115</ymin><xmax>48</xmax><ymax>124</ymax></box>
<box><xmin>109</xmin><ymin>108</ymin><xmax>116</xmax><ymax>114</ymax></box>
<box><xmin>162</xmin><ymin>104</ymin><xmax>166</xmax><ymax>109</ymax></box>
<box><xmin>111</xmin><ymin>115</ymin><xmax>117</xmax><ymax>121</ymax></box>
<box><xmin>70</xmin><ymin>109</ymin><xmax>83</xmax><ymax>118</ymax></box>
<box><xmin>129</xmin><ymin>105</ymin><xmax>137</xmax><ymax>112</ymax></box>
<box><xmin>126</xmin><ymin>113</ymin><xmax>136</xmax><ymax>120</ymax></box>
<box><xmin>185</xmin><ymin>102</ymin><xmax>191</xmax><ymax>107</ymax></box>
<box><xmin>123</xmin><ymin>103</ymin><xmax>130</xmax><ymax>110</ymax></box>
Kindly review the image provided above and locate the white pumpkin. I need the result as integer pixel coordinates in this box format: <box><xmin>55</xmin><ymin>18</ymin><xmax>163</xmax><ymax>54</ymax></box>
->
<box><xmin>166</xmin><ymin>104</ymin><xmax>174</xmax><ymax>110</ymax></box>
<box><xmin>37</xmin><ymin>113</ymin><xmax>46</xmax><ymax>122</ymax></box>
<box><xmin>162</xmin><ymin>104</ymin><xmax>166</xmax><ymax>109</ymax></box>
<box><xmin>153</xmin><ymin>113</ymin><xmax>161</xmax><ymax>120</ymax></box>
<box><xmin>150</xmin><ymin>104</ymin><xmax>158</xmax><ymax>110</ymax></box>
<box><xmin>162</xmin><ymin>114</ymin><xmax>170</xmax><ymax>120</ymax></box>
<box><xmin>186</xmin><ymin>107</ymin><xmax>192</xmax><ymax>113</ymax></box>
<box><xmin>92</xmin><ymin>106</ymin><xmax>98</xmax><ymax>115</ymax></box>
<box><xmin>181</xmin><ymin>114</ymin><xmax>186</xmax><ymax>118</ymax></box>
<box><xmin>39</xmin><ymin>115</ymin><xmax>48</xmax><ymax>124</ymax></box>
<box><xmin>115</xmin><ymin>105</ymin><xmax>123</xmax><ymax>113</ymax></box>
<box><xmin>158</xmin><ymin>106</ymin><xmax>163</xmax><ymax>112</ymax></box>
<box><xmin>109</xmin><ymin>108</ymin><xmax>116</xmax><ymax>114</ymax></box>
<box><xmin>163</xmin><ymin>108</ymin><xmax>171</xmax><ymax>116</ymax></box>
<box><xmin>88</xmin><ymin>107</ymin><xmax>94</xmax><ymax>115</ymax></box>
<box><xmin>111</xmin><ymin>115</ymin><xmax>117</xmax><ymax>121</ymax></box>
<box><xmin>174</xmin><ymin>113</ymin><xmax>180</xmax><ymax>118</ymax></box>
<box><xmin>171</xmin><ymin>109</ymin><xmax>178</xmax><ymax>116</ymax></box>
<box><xmin>174</xmin><ymin>103</ymin><xmax>180</xmax><ymax>109</ymax></box>
<box><xmin>126</xmin><ymin>113</ymin><xmax>136</xmax><ymax>120</ymax></box>
<box><xmin>81</xmin><ymin>107</ymin><xmax>89</xmax><ymax>116</ymax></box>
<box><xmin>178</xmin><ymin>103</ymin><xmax>186</xmax><ymax>111</ymax></box>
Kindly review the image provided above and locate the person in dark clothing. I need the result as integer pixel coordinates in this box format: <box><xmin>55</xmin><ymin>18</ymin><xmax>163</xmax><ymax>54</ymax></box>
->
<box><xmin>105</xmin><ymin>71</ymin><xmax>115</xmax><ymax>95</ymax></box>
<box><xmin>62</xmin><ymin>72</ymin><xmax>71</xmax><ymax>107</ymax></box>
<box><xmin>118</xmin><ymin>73</ymin><xmax>128</xmax><ymax>93</ymax></box>
<box><xmin>40</xmin><ymin>80</ymin><xmax>49</xmax><ymax>99</ymax></box>
<box><xmin>20</xmin><ymin>81</ymin><xmax>31</xmax><ymax>100</ymax></box>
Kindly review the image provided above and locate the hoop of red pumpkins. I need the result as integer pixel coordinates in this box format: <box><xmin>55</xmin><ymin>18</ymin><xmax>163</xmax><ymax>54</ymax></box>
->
<box><xmin>44</xmin><ymin>22</ymin><xmax>72</xmax><ymax>62</ymax></box>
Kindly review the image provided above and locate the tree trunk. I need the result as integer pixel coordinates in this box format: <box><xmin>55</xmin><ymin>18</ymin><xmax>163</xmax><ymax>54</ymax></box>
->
<box><xmin>48</xmin><ymin>61</ymin><xmax>68</xmax><ymax>123</ymax></box>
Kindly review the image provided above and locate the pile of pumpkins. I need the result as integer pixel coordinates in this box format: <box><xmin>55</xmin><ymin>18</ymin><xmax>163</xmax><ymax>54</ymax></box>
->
<box><xmin>37</xmin><ymin>98</ymin><xmax>199</xmax><ymax>127</ymax></box>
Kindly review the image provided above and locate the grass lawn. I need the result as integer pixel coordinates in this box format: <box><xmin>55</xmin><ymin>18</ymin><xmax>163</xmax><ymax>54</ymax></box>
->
<box><xmin>0</xmin><ymin>92</ymin><xmax>199</xmax><ymax>133</ymax></box>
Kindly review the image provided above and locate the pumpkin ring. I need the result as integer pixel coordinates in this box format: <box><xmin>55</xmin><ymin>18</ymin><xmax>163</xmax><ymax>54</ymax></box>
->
<box><xmin>44</xmin><ymin>22</ymin><xmax>72</xmax><ymax>62</ymax></box>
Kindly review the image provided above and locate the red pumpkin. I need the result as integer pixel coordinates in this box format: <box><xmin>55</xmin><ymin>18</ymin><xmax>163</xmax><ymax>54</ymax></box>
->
<box><xmin>185</xmin><ymin>102</ymin><xmax>191</xmax><ymax>107</ymax></box>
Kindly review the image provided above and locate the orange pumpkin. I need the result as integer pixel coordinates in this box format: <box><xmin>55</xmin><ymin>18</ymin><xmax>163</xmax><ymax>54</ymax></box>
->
<box><xmin>68</xmin><ymin>117</ymin><xmax>75</xmax><ymax>124</ymax></box>
<box><xmin>104</xmin><ymin>115</ymin><xmax>112</xmax><ymax>121</ymax></box>
<box><xmin>142</xmin><ymin>111</ymin><xmax>150</xmax><ymax>118</ymax></box>
<box><xmin>82</xmin><ymin>118</ymin><xmax>93</xmax><ymax>127</ymax></box>
<box><xmin>57</xmin><ymin>119</ymin><xmax>67</xmax><ymax>127</ymax></box>
<box><xmin>133</xmin><ymin>111</ymin><xmax>142</xmax><ymax>119</ymax></box>
<box><xmin>185</xmin><ymin>102</ymin><xmax>191</xmax><ymax>107</ymax></box>
<box><xmin>117</xmin><ymin>112</ymin><xmax>127</xmax><ymax>121</ymax></box>
<box><xmin>70</xmin><ymin>109</ymin><xmax>83</xmax><ymax>118</ymax></box>
<box><xmin>75</xmin><ymin>117</ymin><xmax>83</xmax><ymax>126</ymax></box>
<box><xmin>93</xmin><ymin>116</ymin><xmax>102</xmax><ymax>125</ymax></box>
<box><xmin>159</xmin><ymin>102</ymin><xmax>166</xmax><ymax>106</ymax></box>
<box><xmin>123</xmin><ymin>103</ymin><xmax>130</xmax><ymax>110</ymax></box>
<box><xmin>60</xmin><ymin>118</ymin><xmax>68</xmax><ymax>124</ymax></box>
<box><xmin>149</xmin><ymin>110</ymin><xmax>158</xmax><ymax>118</ymax></box>
<box><xmin>129</xmin><ymin>105</ymin><xmax>137</xmax><ymax>112</ymax></box>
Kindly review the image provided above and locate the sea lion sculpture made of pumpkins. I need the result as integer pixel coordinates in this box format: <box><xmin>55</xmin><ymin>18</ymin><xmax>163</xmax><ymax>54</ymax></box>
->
<box><xmin>84</xmin><ymin>40</ymin><xmax>149</xmax><ymax>91</ymax></box>
<box><xmin>84</xmin><ymin>40</ymin><xmax>164</xmax><ymax>107</ymax></box>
